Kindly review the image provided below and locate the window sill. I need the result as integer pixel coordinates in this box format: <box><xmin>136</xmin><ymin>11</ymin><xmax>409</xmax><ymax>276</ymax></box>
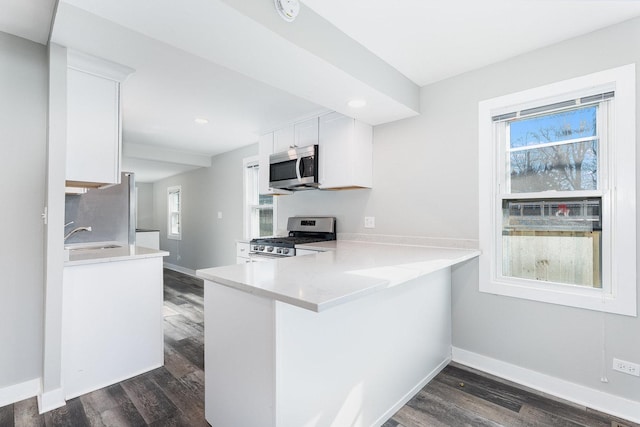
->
<box><xmin>479</xmin><ymin>272</ymin><xmax>636</xmax><ymax>316</ymax></box>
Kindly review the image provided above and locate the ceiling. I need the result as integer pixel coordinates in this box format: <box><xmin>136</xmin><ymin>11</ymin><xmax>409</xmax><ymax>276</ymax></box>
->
<box><xmin>2</xmin><ymin>0</ymin><xmax>640</xmax><ymax>182</ymax></box>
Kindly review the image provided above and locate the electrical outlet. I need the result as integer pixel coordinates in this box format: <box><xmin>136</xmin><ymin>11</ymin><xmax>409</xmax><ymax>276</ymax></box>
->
<box><xmin>217</xmin><ymin>211</ymin><xmax>223</xmax><ymax>219</ymax></box>
<box><xmin>364</xmin><ymin>216</ymin><xmax>375</xmax><ymax>229</ymax></box>
<box><xmin>613</xmin><ymin>358</ymin><xmax>640</xmax><ymax>376</ymax></box>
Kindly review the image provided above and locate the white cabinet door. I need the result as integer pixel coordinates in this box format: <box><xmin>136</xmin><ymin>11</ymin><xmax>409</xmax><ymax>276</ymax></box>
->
<box><xmin>258</xmin><ymin>133</ymin><xmax>291</xmax><ymax>196</ymax></box>
<box><xmin>66</xmin><ymin>68</ymin><xmax>121</xmax><ymax>186</ymax></box>
<box><xmin>294</xmin><ymin>117</ymin><xmax>318</xmax><ymax>148</ymax></box>
<box><xmin>63</xmin><ymin>257</ymin><xmax>164</xmax><ymax>399</ymax></box>
<box><xmin>236</xmin><ymin>242</ymin><xmax>250</xmax><ymax>258</ymax></box>
<box><xmin>319</xmin><ymin>112</ymin><xmax>373</xmax><ymax>189</ymax></box>
<box><xmin>296</xmin><ymin>249</ymin><xmax>322</xmax><ymax>256</ymax></box>
<box><xmin>273</xmin><ymin>125</ymin><xmax>294</xmax><ymax>153</ymax></box>
<box><xmin>273</xmin><ymin>118</ymin><xmax>318</xmax><ymax>153</ymax></box>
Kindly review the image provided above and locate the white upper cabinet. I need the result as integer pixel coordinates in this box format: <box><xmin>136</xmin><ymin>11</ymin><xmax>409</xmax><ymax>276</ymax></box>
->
<box><xmin>318</xmin><ymin>112</ymin><xmax>373</xmax><ymax>190</ymax></box>
<box><xmin>258</xmin><ymin>112</ymin><xmax>372</xmax><ymax>194</ymax></box>
<box><xmin>66</xmin><ymin>50</ymin><xmax>133</xmax><ymax>188</ymax></box>
<box><xmin>272</xmin><ymin>117</ymin><xmax>319</xmax><ymax>153</ymax></box>
<box><xmin>273</xmin><ymin>125</ymin><xmax>294</xmax><ymax>153</ymax></box>
<box><xmin>294</xmin><ymin>117</ymin><xmax>319</xmax><ymax>148</ymax></box>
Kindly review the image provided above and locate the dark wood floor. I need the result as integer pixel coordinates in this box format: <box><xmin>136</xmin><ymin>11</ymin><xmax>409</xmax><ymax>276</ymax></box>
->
<box><xmin>384</xmin><ymin>364</ymin><xmax>639</xmax><ymax>427</ymax></box>
<box><xmin>1</xmin><ymin>269</ymin><xmax>637</xmax><ymax>427</ymax></box>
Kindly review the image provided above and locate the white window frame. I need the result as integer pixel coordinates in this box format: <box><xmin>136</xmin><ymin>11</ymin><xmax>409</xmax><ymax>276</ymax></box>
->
<box><xmin>167</xmin><ymin>185</ymin><xmax>182</xmax><ymax>240</ymax></box>
<box><xmin>243</xmin><ymin>156</ymin><xmax>276</xmax><ymax>239</ymax></box>
<box><xmin>478</xmin><ymin>64</ymin><xmax>636</xmax><ymax>316</ymax></box>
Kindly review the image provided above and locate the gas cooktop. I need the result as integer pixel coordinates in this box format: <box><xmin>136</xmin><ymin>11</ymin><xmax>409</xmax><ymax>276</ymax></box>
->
<box><xmin>250</xmin><ymin>216</ymin><xmax>336</xmax><ymax>257</ymax></box>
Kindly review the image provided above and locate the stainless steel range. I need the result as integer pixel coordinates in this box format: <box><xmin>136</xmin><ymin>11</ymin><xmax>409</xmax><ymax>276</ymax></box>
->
<box><xmin>250</xmin><ymin>216</ymin><xmax>336</xmax><ymax>258</ymax></box>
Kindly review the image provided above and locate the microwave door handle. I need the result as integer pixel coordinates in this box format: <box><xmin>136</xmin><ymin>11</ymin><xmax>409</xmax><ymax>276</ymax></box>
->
<box><xmin>295</xmin><ymin>157</ymin><xmax>302</xmax><ymax>181</ymax></box>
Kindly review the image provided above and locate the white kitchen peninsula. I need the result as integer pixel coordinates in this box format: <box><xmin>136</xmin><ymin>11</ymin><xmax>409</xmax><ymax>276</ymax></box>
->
<box><xmin>197</xmin><ymin>241</ymin><xmax>479</xmax><ymax>427</ymax></box>
<box><xmin>63</xmin><ymin>245</ymin><xmax>168</xmax><ymax>399</ymax></box>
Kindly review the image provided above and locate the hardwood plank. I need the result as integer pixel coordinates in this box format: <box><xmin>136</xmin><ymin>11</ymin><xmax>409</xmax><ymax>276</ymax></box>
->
<box><xmin>404</xmin><ymin>388</ymin><xmax>502</xmax><ymax>427</ymax></box>
<box><xmin>14</xmin><ymin>398</ymin><xmax>44</xmax><ymax>427</ymax></box>
<box><xmin>517</xmin><ymin>403</ymin><xmax>590</xmax><ymax>427</ymax></box>
<box><xmin>120</xmin><ymin>374</ymin><xmax>178</xmax><ymax>424</ymax></box>
<box><xmin>163</xmin><ymin>341</ymin><xmax>200</xmax><ymax>379</ymax></box>
<box><xmin>43</xmin><ymin>397</ymin><xmax>89</xmax><ymax>427</ymax></box>
<box><xmin>163</xmin><ymin>314</ymin><xmax>204</xmax><ymax>341</ymax></box>
<box><xmin>149</xmin><ymin>367</ymin><xmax>207</xmax><ymax>426</ymax></box>
<box><xmin>444</xmin><ymin>365</ymin><xmax>629</xmax><ymax>427</ymax></box>
<box><xmin>164</xmin><ymin>300</ymin><xmax>203</xmax><ymax>324</ymax></box>
<box><xmin>434</xmin><ymin>366</ymin><xmax>523</xmax><ymax>412</ymax></box>
<box><xmin>391</xmin><ymin>403</ymin><xmax>451</xmax><ymax>427</ymax></box>
<box><xmin>0</xmin><ymin>403</ymin><xmax>14</xmax><ymax>427</ymax></box>
<box><xmin>104</xmin><ymin>383</ymin><xmax>147</xmax><ymax>426</ymax></box>
<box><xmin>423</xmin><ymin>377</ymin><xmax>536</xmax><ymax>426</ymax></box>
<box><xmin>168</xmin><ymin>336</ymin><xmax>204</xmax><ymax>371</ymax></box>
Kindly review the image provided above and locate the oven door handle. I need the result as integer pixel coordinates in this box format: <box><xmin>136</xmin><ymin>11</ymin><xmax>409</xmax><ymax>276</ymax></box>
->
<box><xmin>249</xmin><ymin>252</ymin><xmax>283</xmax><ymax>262</ymax></box>
<box><xmin>295</xmin><ymin>157</ymin><xmax>302</xmax><ymax>181</ymax></box>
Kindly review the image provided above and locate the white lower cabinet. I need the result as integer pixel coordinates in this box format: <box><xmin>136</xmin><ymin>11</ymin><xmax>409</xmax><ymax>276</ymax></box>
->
<box><xmin>295</xmin><ymin>249</ymin><xmax>323</xmax><ymax>256</ymax></box>
<box><xmin>236</xmin><ymin>241</ymin><xmax>251</xmax><ymax>264</ymax></box>
<box><xmin>62</xmin><ymin>257</ymin><xmax>164</xmax><ymax>399</ymax></box>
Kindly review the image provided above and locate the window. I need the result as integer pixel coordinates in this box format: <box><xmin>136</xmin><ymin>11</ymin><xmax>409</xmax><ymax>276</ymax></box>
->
<box><xmin>478</xmin><ymin>64</ymin><xmax>636</xmax><ymax>316</ymax></box>
<box><xmin>167</xmin><ymin>186</ymin><xmax>182</xmax><ymax>240</ymax></box>
<box><xmin>244</xmin><ymin>157</ymin><xmax>275</xmax><ymax>238</ymax></box>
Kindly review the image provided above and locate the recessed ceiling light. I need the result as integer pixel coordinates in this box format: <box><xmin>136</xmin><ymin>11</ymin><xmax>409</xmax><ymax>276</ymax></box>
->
<box><xmin>194</xmin><ymin>117</ymin><xmax>209</xmax><ymax>124</ymax></box>
<box><xmin>348</xmin><ymin>99</ymin><xmax>367</xmax><ymax>108</ymax></box>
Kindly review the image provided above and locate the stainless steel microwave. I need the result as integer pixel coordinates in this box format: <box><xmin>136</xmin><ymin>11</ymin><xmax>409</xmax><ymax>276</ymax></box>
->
<box><xmin>269</xmin><ymin>145</ymin><xmax>319</xmax><ymax>191</ymax></box>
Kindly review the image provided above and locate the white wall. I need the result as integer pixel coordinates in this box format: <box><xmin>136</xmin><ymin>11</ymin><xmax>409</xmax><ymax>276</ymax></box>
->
<box><xmin>153</xmin><ymin>144</ymin><xmax>256</xmax><ymax>270</ymax></box>
<box><xmin>0</xmin><ymin>32</ymin><xmax>47</xmax><ymax>391</ymax></box>
<box><xmin>277</xmin><ymin>18</ymin><xmax>640</xmax><ymax>403</ymax></box>
<box><xmin>135</xmin><ymin>182</ymin><xmax>155</xmax><ymax>229</ymax></box>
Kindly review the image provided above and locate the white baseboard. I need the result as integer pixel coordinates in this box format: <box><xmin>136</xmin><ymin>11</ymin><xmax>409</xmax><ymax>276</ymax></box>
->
<box><xmin>0</xmin><ymin>378</ymin><xmax>40</xmax><ymax>408</ymax></box>
<box><xmin>373</xmin><ymin>356</ymin><xmax>451</xmax><ymax>427</ymax></box>
<box><xmin>163</xmin><ymin>262</ymin><xmax>197</xmax><ymax>278</ymax></box>
<box><xmin>37</xmin><ymin>387</ymin><xmax>65</xmax><ymax>414</ymax></box>
<box><xmin>452</xmin><ymin>347</ymin><xmax>640</xmax><ymax>424</ymax></box>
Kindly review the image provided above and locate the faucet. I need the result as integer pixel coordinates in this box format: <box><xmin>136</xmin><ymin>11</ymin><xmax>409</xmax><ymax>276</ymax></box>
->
<box><xmin>64</xmin><ymin>226</ymin><xmax>92</xmax><ymax>241</ymax></box>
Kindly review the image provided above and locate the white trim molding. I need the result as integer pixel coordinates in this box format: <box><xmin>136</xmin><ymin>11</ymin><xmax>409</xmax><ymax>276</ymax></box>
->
<box><xmin>67</xmin><ymin>49</ymin><xmax>134</xmax><ymax>82</ymax></box>
<box><xmin>37</xmin><ymin>387</ymin><xmax>66</xmax><ymax>414</ymax></box>
<box><xmin>0</xmin><ymin>378</ymin><xmax>40</xmax><ymax>408</ymax></box>
<box><xmin>163</xmin><ymin>262</ymin><xmax>198</xmax><ymax>278</ymax></box>
<box><xmin>452</xmin><ymin>347</ymin><xmax>640</xmax><ymax>424</ymax></box>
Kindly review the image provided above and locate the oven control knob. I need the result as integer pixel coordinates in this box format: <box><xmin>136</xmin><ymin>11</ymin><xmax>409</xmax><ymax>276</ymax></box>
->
<box><xmin>267</xmin><ymin>246</ymin><xmax>274</xmax><ymax>252</ymax></box>
<box><xmin>276</xmin><ymin>248</ymin><xmax>282</xmax><ymax>254</ymax></box>
<box><xmin>259</xmin><ymin>246</ymin><xmax>265</xmax><ymax>251</ymax></box>
<box><xmin>282</xmin><ymin>248</ymin><xmax>290</xmax><ymax>255</ymax></box>
<box><xmin>252</xmin><ymin>245</ymin><xmax>259</xmax><ymax>251</ymax></box>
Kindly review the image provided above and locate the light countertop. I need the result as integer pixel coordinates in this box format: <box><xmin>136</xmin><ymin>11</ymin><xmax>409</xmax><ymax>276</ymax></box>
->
<box><xmin>65</xmin><ymin>244</ymin><xmax>169</xmax><ymax>266</ymax></box>
<box><xmin>197</xmin><ymin>241</ymin><xmax>480</xmax><ymax>312</ymax></box>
